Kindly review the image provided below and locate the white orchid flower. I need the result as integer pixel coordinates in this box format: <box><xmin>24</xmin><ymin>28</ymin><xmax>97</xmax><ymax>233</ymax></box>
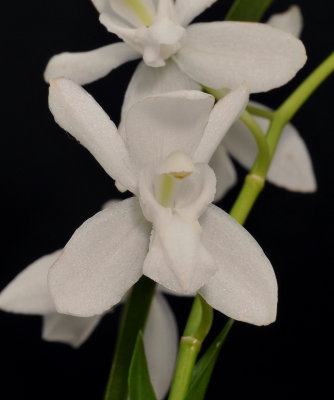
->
<box><xmin>44</xmin><ymin>0</ymin><xmax>306</xmax><ymax>109</ymax></box>
<box><xmin>211</xmin><ymin>6</ymin><xmax>316</xmax><ymax>201</ymax></box>
<box><xmin>46</xmin><ymin>78</ymin><xmax>277</xmax><ymax>326</ymax></box>
<box><xmin>0</xmin><ymin>249</ymin><xmax>178</xmax><ymax>400</ymax></box>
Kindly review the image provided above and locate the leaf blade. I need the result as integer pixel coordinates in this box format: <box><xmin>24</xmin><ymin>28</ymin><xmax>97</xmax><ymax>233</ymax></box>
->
<box><xmin>225</xmin><ymin>0</ymin><xmax>273</xmax><ymax>22</ymax></box>
<box><xmin>185</xmin><ymin>319</ymin><xmax>234</xmax><ymax>400</ymax></box>
<box><xmin>104</xmin><ymin>277</ymin><xmax>156</xmax><ymax>400</ymax></box>
<box><xmin>128</xmin><ymin>331</ymin><xmax>157</xmax><ymax>400</ymax></box>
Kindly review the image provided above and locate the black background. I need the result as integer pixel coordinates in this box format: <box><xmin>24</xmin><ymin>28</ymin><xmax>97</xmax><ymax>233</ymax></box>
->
<box><xmin>1</xmin><ymin>1</ymin><xmax>333</xmax><ymax>399</ymax></box>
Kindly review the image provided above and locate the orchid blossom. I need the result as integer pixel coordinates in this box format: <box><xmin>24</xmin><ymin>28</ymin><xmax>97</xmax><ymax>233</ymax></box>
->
<box><xmin>0</xmin><ymin>248</ymin><xmax>178</xmax><ymax>400</ymax></box>
<box><xmin>46</xmin><ymin>78</ymin><xmax>277</xmax><ymax>326</ymax></box>
<box><xmin>44</xmin><ymin>0</ymin><xmax>306</xmax><ymax>114</ymax></box>
<box><xmin>211</xmin><ymin>6</ymin><xmax>316</xmax><ymax>200</ymax></box>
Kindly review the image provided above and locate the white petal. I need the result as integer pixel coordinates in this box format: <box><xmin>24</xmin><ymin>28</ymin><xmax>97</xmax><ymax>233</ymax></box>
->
<box><xmin>199</xmin><ymin>205</ymin><xmax>277</xmax><ymax>326</ymax></box>
<box><xmin>42</xmin><ymin>313</ymin><xmax>102</xmax><ymax>348</ymax></box>
<box><xmin>125</xmin><ymin>90</ymin><xmax>214</xmax><ymax>172</ymax></box>
<box><xmin>174</xmin><ymin>22</ymin><xmax>307</xmax><ymax>93</ymax></box>
<box><xmin>194</xmin><ymin>85</ymin><xmax>249</xmax><ymax>163</ymax></box>
<box><xmin>175</xmin><ymin>0</ymin><xmax>218</xmax><ymax>26</ymax></box>
<box><xmin>209</xmin><ymin>146</ymin><xmax>237</xmax><ymax>202</ymax></box>
<box><xmin>144</xmin><ymin>293</ymin><xmax>178</xmax><ymax>399</ymax></box>
<box><xmin>49</xmin><ymin>78</ymin><xmax>138</xmax><ymax>194</ymax></box>
<box><xmin>267</xmin><ymin>5</ymin><xmax>303</xmax><ymax>38</ymax></box>
<box><xmin>120</xmin><ymin>59</ymin><xmax>200</xmax><ymax>127</ymax></box>
<box><xmin>93</xmin><ymin>0</ymin><xmax>140</xmax><ymax>29</ymax></box>
<box><xmin>101</xmin><ymin>199</ymin><xmax>121</xmax><ymax>210</ymax></box>
<box><xmin>44</xmin><ymin>43</ymin><xmax>140</xmax><ymax>85</ymax></box>
<box><xmin>48</xmin><ymin>198</ymin><xmax>151</xmax><ymax>317</ymax></box>
<box><xmin>224</xmin><ymin>102</ymin><xmax>317</xmax><ymax>192</ymax></box>
<box><xmin>223</xmin><ymin>116</ymin><xmax>258</xmax><ymax>169</ymax></box>
<box><xmin>109</xmin><ymin>0</ymin><xmax>156</xmax><ymax>27</ymax></box>
<box><xmin>91</xmin><ymin>0</ymin><xmax>113</xmax><ymax>14</ymax></box>
<box><xmin>268</xmin><ymin>123</ymin><xmax>317</xmax><ymax>192</ymax></box>
<box><xmin>99</xmin><ymin>13</ymin><xmax>146</xmax><ymax>51</ymax></box>
<box><xmin>0</xmin><ymin>251</ymin><xmax>61</xmax><ymax>315</ymax></box>
<box><xmin>156</xmin><ymin>0</ymin><xmax>177</xmax><ymax>21</ymax></box>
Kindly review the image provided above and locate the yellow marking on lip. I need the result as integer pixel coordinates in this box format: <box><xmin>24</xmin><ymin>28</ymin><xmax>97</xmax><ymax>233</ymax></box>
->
<box><xmin>156</xmin><ymin>173</ymin><xmax>175</xmax><ymax>208</ymax></box>
<box><xmin>124</xmin><ymin>0</ymin><xmax>153</xmax><ymax>26</ymax></box>
<box><xmin>170</xmin><ymin>171</ymin><xmax>192</xmax><ymax>180</ymax></box>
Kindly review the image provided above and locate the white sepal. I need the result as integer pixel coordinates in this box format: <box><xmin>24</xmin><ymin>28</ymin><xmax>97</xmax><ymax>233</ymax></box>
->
<box><xmin>42</xmin><ymin>313</ymin><xmax>102</xmax><ymax>348</ymax></box>
<box><xmin>121</xmin><ymin>59</ymin><xmax>200</xmax><ymax>123</ymax></box>
<box><xmin>44</xmin><ymin>43</ymin><xmax>140</xmax><ymax>85</ymax></box>
<box><xmin>144</xmin><ymin>293</ymin><xmax>178</xmax><ymax>400</ymax></box>
<box><xmin>267</xmin><ymin>5</ymin><xmax>303</xmax><ymax>38</ymax></box>
<box><xmin>174</xmin><ymin>21</ymin><xmax>306</xmax><ymax>93</ymax></box>
<box><xmin>48</xmin><ymin>78</ymin><xmax>138</xmax><ymax>194</ymax></box>
<box><xmin>48</xmin><ymin>198</ymin><xmax>151</xmax><ymax>317</ymax></box>
<box><xmin>199</xmin><ymin>205</ymin><xmax>277</xmax><ymax>326</ymax></box>
<box><xmin>0</xmin><ymin>250</ymin><xmax>61</xmax><ymax>315</ymax></box>
<box><xmin>109</xmin><ymin>0</ymin><xmax>156</xmax><ymax>27</ymax></box>
<box><xmin>175</xmin><ymin>0</ymin><xmax>218</xmax><ymax>26</ymax></box>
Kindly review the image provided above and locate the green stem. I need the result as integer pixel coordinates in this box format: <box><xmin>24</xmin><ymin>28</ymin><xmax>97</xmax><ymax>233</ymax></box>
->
<box><xmin>230</xmin><ymin>173</ymin><xmax>265</xmax><ymax>225</ymax></box>
<box><xmin>267</xmin><ymin>51</ymin><xmax>334</xmax><ymax>158</ymax></box>
<box><xmin>168</xmin><ymin>296</ymin><xmax>213</xmax><ymax>400</ymax></box>
<box><xmin>183</xmin><ymin>295</ymin><xmax>213</xmax><ymax>342</ymax></box>
<box><xmin>246</xmin><ymin>104</ymin><xmax>274</xmax><ymax>120</ymax></box>
<box><xmin>168</xmin><ymin>336</ymin><xmax>201</xmax><ymax>400</ymax></box>
<box><xmin>169</xmin><ymin>51</ymin><xmax>334</xmax><ymax>399</ymax></box>
<box><xmin>232</xmin><ymin>51</ymin><xmax>334</xmax><ymax>224</ymax></box>
<box><xmin>240</xmin><ymin>110</ymin><xmax>270</xmax><ymax>178</ymax></box>
<box><xmin>204</xmin><ymin>89</ymin><xmax>271</xmax><ymax>179</ymax></box>
<box><xmin>104</xmin><ymin>277</ymin><xmax>156</xmax><ymax>400</ymax></box>
<box><xmin>229</xmin><ymin>111</ymin><xmax>268</xmax><ymax>225</ymax></box>
<box><xmin>203</xmin><ymin>97</ymin><xmax>269</xmax><ymax>225</ymax></box>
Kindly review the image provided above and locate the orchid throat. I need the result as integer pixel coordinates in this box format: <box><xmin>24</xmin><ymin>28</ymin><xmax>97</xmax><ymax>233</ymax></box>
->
<box><xmin>124</xmin><ymin>0</ymin><xmax>153</xmax><ymax>26</ymax></box>
<box><xmin>155</xmin><ymin>151</ymin><xmax>196</xmax><ymax>208</ymax></box>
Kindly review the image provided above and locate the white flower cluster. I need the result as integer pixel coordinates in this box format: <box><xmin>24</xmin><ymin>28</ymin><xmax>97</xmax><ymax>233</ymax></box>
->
<box><xmin>0</xmin><ymin>1</ymin><xmax>317</xmax><ymax>398</ymax></box>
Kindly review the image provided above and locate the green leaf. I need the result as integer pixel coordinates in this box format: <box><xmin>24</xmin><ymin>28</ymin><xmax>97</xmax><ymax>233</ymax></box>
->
<box><xmin>128</xmin><ymin>331</ymin><xmax>157</xmax><ymax>400</ymax></box>
<box><xmin>225</xmin><ymin>0</ymin><xmax>273</xmax><ymax>22</ymax></box>
<box><xmin>185</xmin><ymin>319</ymin><xmax>234</xmax><ymax>400</ymax></box>
<box><xmin>104</xmin><ymin>277</ymin><xmax>156</xmax><ymax>400</ymax></box>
